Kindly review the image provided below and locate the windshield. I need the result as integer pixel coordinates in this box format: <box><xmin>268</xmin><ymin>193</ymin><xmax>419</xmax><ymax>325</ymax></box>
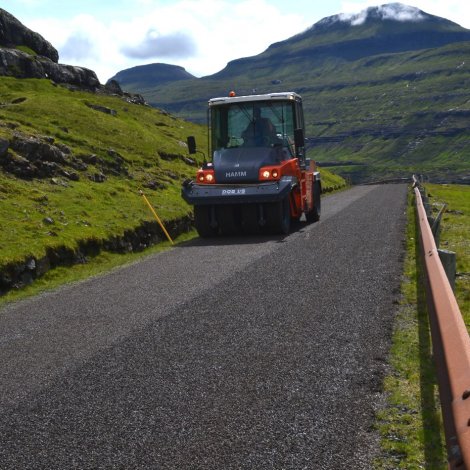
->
<box><xmin>211</xmin><ymin>100</ymin><xmax>296</xmax><ymax>158</ymax></box>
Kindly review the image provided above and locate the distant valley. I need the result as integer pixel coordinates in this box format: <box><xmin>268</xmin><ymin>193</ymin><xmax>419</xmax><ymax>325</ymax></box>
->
<box><xmin>110</xmin><ymin>3</ymin><xmax>470</xmax><ymax>184</ymax></box>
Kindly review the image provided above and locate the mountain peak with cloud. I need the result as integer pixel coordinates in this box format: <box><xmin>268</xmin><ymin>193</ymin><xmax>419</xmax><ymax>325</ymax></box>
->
<box><xmin>211</xmin><ymin>3</ymin><xmax>470</xmax><ymax>79</ymax></box>
<box><xmin>318</xmin><ymin>3</ymin><xmax>426</xmax><ymax>28</ymax></box>
<box><xmin>309</xmin><ymin>2</ymin><xmax>465</xmax><ymax>34</ymax></box>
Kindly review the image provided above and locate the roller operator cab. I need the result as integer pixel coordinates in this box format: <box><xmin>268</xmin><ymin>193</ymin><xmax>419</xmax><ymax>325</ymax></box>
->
<box><xmin>182</xmin><ymin>92</ymin><xmax>321</xmax><ymax>237</ymax></box>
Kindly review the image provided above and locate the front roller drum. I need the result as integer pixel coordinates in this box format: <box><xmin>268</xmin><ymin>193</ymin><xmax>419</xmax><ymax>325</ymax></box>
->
<box><xmin>241</xmin><ymin>204</ymin><xmax>261</xmax><ymax>234</ymax></box>
<box><xmin>264</xmin><ymin>196</ymin><xmax>291</xmax><ymax>235</ymax></box>
<box><xmin>216</xmin><ymin>205</ymin><xmax>242</xmax><ymax>236</ymax></box>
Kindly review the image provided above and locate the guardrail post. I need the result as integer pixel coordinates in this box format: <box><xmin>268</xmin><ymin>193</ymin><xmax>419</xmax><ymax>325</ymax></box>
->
<box><xmin>438</xmin><ymin>249</ymin><xmax>457</xmax><ymax>292</ymax></box>
<box><xmin>431</xmin><ymin>204</ymin><xmax>447</xmax><ymax>249</ymax></box>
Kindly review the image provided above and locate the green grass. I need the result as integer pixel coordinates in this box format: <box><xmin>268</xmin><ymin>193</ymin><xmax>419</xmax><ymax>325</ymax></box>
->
<box><xmin>0</xmin><ymin>76</ymin><xmax>205</xmax><ymax>270</ymax></box>
<box><xmin>319</xmin><ymin>165</ymin><xmax>347</xmax><ymax>189</ymax></box>
<box><xmin>376</xmin><ymin>190</ymin><xmax>446</xmax><ymax>469</ymax></box>
<box><xmin>15</xmin><ymin>45</ymin><xmax>37</xmax><ymax>56</ymax></box>
<box><xmin>427</xmin><ymin>184</ymin><xmax>470</xmax><ymax>325</ymax></box>
<box><xmin>376</xmin><ymin>183</ymin><xmax>470</xmax><ymax>469</ymax></box>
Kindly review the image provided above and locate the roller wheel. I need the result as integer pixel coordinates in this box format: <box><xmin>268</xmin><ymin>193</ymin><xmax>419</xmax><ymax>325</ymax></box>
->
<box><xmin>194</xmin><ymin>206</ymin><xmax>218</xmax><ymax>237</ymax></box>
<box><xmin>266</xmin><ymin>196</ymin><xmax>291</xmax><ymax>235</ymax></box>
<box><xmin>241</xmin><ymin>204</ymin><xmax>261</xmax><ymax>234</ymax></box>
<box><xmin>306</xmin><ymin>182</ymin><xmax>321</xmax><ymax>223</ymax></box>
<box><xmin>217</xmin><ymin>205</ymin><xmax>241</xmax><ymax>236</ymax></box>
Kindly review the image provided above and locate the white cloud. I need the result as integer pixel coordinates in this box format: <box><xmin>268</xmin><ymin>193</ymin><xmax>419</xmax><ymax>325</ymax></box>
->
<box><xmin>121</xmin><ymin>29</ymin><xmax>197</xmax><ymax>59</ymax></box>
<box><xmin>21</xmin><ymin>0</ymin><xmax>310</xmax><ymax>83</ymax></box>
<box><xmin>61</xmin><ymin>33</ymin><xmax>96</xmax><ymax>61</ymax></box>
<box><xmin>16</xmin><ymin>0</ymin><xmax>470</xmax><ymax>84</ymax></box>
<box><xmin>379</xmin><ymin>4</ymin><xmax>424</xmax><ymax>21</ymax></box>
<box><xmin>337</xmin><ymin>3</ymin><xmax>424</xmax><ymax>25</ymax></box>
<box><xmin>339</xmin><ymin>1</ymin><xmax>470</xmax><ymax>28</ymax></box>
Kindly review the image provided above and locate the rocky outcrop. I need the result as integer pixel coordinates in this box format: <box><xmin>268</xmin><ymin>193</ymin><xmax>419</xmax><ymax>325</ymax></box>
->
<box><xmin>0</xmin><ymin>131</ymin><xmax>132</xmax><ymax>181</ymax></box>
<box><xmin>102</xmin><ymin>80</ymin><xmax>147</xmax><ymax>105</ymax></box>
<box><xmin>0</xmin><ymin>47</ymin><xmax>101</xmax><ymax>89</ymax></box>
<box><xmin>0</xmin><ymin>8</ymin><xmax>58</xmax><ymax>62</ymax></box>
<box><xmin>0</xmin><ymin>8</ymin><xmax>101</xmax><ymax>89</ymax></box>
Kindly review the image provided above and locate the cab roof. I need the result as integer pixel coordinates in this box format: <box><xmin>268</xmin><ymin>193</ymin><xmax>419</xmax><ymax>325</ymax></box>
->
<box><xmin>208</xmin><ymin>92</ymin><xmax>301</xmax><ymax>107</ymax></box>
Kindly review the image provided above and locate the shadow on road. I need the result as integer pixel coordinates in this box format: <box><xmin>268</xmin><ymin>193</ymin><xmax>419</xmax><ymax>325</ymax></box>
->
<box><xmin>173</xmin><ymin>221</ymin><xmax>313</xmax><ymax>248</ymax></box>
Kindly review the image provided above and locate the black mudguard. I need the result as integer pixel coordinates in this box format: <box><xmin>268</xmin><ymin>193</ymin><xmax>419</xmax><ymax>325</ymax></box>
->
<box><xmin>182</xmin><ymin>176</ymin><xmax>297</xmax><ymax>206</ymax></box>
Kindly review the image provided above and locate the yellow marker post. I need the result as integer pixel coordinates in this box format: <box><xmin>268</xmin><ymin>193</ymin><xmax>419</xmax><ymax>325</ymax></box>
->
<box><xmin>139</xmin><ymin>190</ymin><xmax>174</xmax><ymax>245</ymax></box>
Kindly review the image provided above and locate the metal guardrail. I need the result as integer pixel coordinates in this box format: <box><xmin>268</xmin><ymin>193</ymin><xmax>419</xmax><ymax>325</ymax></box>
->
<box><xmin>413</xmin><ymin>178</ymin><xmax>470</xmax><ymax>468</ymax></box>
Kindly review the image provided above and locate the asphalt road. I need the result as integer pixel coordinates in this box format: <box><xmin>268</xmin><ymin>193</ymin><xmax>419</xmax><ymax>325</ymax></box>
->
<box><xmin>0</xmin><ymin>184</ymin><xmax>408</xmax><ymax>469</ymax></box>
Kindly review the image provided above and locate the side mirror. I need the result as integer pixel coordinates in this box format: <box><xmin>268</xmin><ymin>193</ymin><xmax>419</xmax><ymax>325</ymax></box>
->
<box><xmin>294</xmin><ymin>128</ymin><xmax>304</xmax><ymax>149</ymax></box>
<box><xmin>187</xmin><ymin>136</ymin><xmax>197</xmax><ymax>155</ymax></box>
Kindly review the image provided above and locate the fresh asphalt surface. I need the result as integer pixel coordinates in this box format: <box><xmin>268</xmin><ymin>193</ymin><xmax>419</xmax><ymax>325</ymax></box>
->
<box><xmin>0</xmin><ymin>184</ymin><xmax>408</xmax><ymax>469</ymax></box>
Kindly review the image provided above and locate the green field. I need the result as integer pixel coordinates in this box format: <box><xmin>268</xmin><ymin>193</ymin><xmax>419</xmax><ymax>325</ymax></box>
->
<box><xmin>428</xmin><ymin>184</ymin><xmax>470</xmax><ymax>322</ymax></box>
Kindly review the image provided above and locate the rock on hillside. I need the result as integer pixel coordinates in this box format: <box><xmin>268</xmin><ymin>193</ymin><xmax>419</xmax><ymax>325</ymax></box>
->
<box><xmin>0</xmin><ymin>8</ymin><xmax>100</xmax><ymax>89</ymax></box>
<box><xmin>0</xmin><ymin>7</ymin><xmax>58</xmax><ymax>62</ymax></box>
<box><xmin>0</xmin><ymin>47</ymin><xmax>101</xmax><ymax>89</ymax></box>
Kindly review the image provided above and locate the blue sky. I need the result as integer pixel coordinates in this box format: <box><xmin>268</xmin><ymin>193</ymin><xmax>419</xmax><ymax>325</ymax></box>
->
<box><xmin>3</xmin><ymin>0</ymin><xmax>470</xmax><ymax>83</ymax></box>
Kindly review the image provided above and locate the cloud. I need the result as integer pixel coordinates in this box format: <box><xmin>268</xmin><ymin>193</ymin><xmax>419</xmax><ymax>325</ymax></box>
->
<box><xmin>17</xmin><ymin>0</ymin><xmax>313</xmax><ymax>82</ymax></box>
<box><xmin>337</xmin><ymin>3</ymin><xmax>424</xmax><ymax>26</ymax></box>
<box><xmin>121</xmin><ymin>29</ymin><xmax>197</xmax><ymax>59</ymax></box>
<box><xmin>379</xmin><ymin>4</ymin><xmax>424</xmax><ymax>22</ymax></box>
<box><xmin>61</xmin><ymin>33</ymin><xmax>95</xmax><ymax>61</ymax></box>
<box><xmin>339</xmin><ymin>1</ymin><xmax>470</xmax><ymax>28</ymax></box>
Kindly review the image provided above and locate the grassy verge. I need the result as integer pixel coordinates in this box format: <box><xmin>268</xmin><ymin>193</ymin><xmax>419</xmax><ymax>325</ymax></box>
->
<box><xmin>0</xmin><ymin>76</ymin><xmax>205</xmax><ymax>269</ymax></box>
<box><xmin>0</xmin><ymin>183</ymin><xmax>346</xmax><ymax>306</ymax></box>
<box><xmin>376</xmin><ymin>183</ymin><xmax>469</xmax><ymax>468</ymax></box>
<box><xmin>427</xmin><ymin>184</ymin><xmax>470</xmax><ymax>326</ymax></box>
<box><xmin>0</xmin><ymin>229</ymin><xmax>198</xmax><ymax>308</ymax></box>
<box><xmin>319</xmin><ymin>165</ymin><xmax>347</xmax><ymax>190</ymax></box>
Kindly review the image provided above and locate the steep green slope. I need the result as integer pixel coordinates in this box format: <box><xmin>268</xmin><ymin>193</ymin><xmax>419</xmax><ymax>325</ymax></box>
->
<box><xmin>0</xmin><ymin>76</ymin><xmax>344</xmax><ymax>292</ymax></box>
<box><xmin>0</xmin><ymin>77</ymin><xmax>205</xmax><ymax>274</ymax></box>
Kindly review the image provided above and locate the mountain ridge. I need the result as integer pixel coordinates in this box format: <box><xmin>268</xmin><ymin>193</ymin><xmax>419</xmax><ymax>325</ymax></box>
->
<box><xmin>109</xmin><ymin>63</ymin><xmax>194</xmax><ymax>90</ymax></box>
<box><xmin>111</xmin><ymin>3</ymin><xmax>470</xmax><ymax>183</ymax></box>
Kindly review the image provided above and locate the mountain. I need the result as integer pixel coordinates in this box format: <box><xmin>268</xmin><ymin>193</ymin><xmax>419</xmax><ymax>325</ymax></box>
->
<box><xmin>108</xmin><ymin>63</ymin><xmax>194</xmax><ymax>90</ymax></box>
<box><xmin>212</xmin><ymin>3</ymin><xmax>470</xmax><ymax>78</ymax></box>
<box><xmin>112</xmin><ymin>3</ymin><xmax>470</xmax><ymax>183</ymax></box>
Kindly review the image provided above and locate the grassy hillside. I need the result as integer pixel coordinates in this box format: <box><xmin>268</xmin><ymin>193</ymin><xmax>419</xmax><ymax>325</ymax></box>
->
<box><xmin>0</xmin><ymin>77</ymin><xmax>205</xmax><ymax>270</ymax></box>
<box><xmin>121</xmin><ymin>40</ymin><xmax>470</xmax><ymax>183</ymax></box>
<box><xmin>0</xmin><ymin>76</ymin><xmax>345</xmax><ymax>288</ymax></box>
